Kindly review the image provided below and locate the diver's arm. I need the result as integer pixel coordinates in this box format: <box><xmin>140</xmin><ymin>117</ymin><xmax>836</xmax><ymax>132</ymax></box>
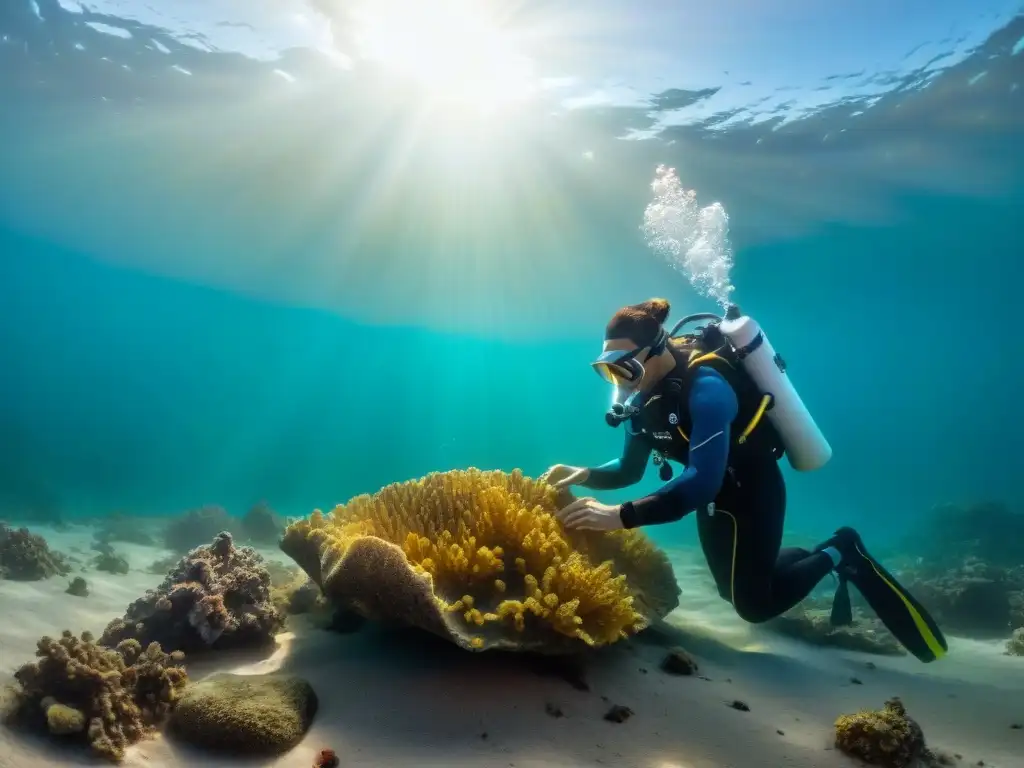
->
<box><xmin>619</xmin><ymin>369</ymin><xmax>737</xmax><ymax>528</ymax></box>
<box><xmin>579</xmin><ymin>427</ymin><xmax>652</xmax><ymax>491</ymax></box>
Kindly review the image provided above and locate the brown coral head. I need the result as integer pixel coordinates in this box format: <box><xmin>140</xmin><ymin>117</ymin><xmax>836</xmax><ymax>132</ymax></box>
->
<box><xmin>210</xmin><ymin>531</ymin><xmax>234</xmax><ymax>558</ymax></box>
<box><xmin>185</xmin><ymin>559</ymin><xmax>214</xmax><ymax>585</ymax></box>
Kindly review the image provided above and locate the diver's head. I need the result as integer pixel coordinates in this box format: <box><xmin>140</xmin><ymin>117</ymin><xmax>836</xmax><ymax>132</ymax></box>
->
<box><xmin>591</xmin><ymin>298</ymin><xmax>676</xmax><ymax>393</ymax></box>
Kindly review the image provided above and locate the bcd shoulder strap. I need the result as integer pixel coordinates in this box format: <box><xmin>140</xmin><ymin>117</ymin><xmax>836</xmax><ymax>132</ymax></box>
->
<box><xmin>665</xmin><ymin>342</ymin><xmax>774</xmax><ymax>447</ymax></box>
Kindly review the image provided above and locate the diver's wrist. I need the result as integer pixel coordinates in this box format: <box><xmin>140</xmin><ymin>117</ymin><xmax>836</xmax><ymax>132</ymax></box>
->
<box><xmin>619</xmin><ymin>501</ymin><xmax>639</xmax><ymax>529</ymax></box>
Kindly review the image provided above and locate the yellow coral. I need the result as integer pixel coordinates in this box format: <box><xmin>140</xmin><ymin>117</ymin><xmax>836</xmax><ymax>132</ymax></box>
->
<box><xmin>281</xmin><ymin>468</ymin><xmax>677</xmax><ymax>649</ymax></box>
<box><xmin>834</xmin><ymin>697</ymin><xmax>924</xmax><ymax>768</ymax></box>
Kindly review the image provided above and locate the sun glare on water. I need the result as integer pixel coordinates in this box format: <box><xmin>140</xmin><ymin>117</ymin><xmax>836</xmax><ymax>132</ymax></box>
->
<box><xmin>350</xmin><ymin>0</ymin><xmax>536</xmax><ymax>114</ymax></box>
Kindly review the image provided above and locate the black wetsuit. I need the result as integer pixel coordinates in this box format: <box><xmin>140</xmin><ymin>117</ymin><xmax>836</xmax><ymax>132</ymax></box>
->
<box><xmin>583</xmin><ymin>351</ymin><xmax>834</xmax><ymax>623</ymax></box>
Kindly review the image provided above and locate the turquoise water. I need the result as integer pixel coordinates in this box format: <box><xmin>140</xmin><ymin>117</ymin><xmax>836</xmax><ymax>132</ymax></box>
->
<box><xmin>1</xmin><ymin>0</ymin><xmax>1022</xmax><ymax>555</ymax></box>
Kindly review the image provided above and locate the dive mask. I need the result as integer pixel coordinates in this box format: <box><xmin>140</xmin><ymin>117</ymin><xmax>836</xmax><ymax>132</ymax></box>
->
<box><xmin>591</xmin><ymin>346</ymin><xmax>647</xmax><ymax>385</ymax></box>
<box><xmin>590</xmin><ymin>327</ymin><xmax>669</xmax><ymax>386</ymax></box>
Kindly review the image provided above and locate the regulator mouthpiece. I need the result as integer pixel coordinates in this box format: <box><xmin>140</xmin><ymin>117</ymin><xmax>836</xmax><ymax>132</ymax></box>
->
<box><xmin>605</xmin><ymin>401</ymin><xmax>641</xmax><ymax>428</ymax></box>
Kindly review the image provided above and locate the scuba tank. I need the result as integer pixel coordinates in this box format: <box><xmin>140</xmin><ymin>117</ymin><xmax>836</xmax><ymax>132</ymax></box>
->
<box><xmin>668</xmin><ymin>305</ymin><xmax>832</xmax><ymax>473</ymax></box>
<box><xmin>716</xmin><ymin>305</ymin><xmax>832</xmax><ymax>472</ymax></box>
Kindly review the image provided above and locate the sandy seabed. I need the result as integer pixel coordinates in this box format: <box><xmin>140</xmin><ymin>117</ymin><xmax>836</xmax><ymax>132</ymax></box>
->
<box><xmin>1</xmin><ymin>524</ymin><xmax>1022</xmax><ymax>768</ymax></box>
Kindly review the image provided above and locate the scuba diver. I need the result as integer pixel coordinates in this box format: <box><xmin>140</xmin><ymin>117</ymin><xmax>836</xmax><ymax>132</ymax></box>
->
<box><xmin>542</xmin><ymin>298</ymin><xmax>947</xmax><ymax>663</ymax></box>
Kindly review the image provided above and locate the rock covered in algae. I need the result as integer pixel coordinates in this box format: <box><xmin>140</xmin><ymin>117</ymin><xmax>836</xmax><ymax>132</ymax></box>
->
<box><xmin>1</xmin><ymin>630</ymin><xmax>188</xmax><ymax>763</ymax></box>
<box><xmin>0</xmin><ymin>522</ymin><xmax>71</xmax><ymax>580</ymax></box>
<box><xmin>168</xmin><ymin>672</ymin><xmax>317</xmax><ymax>756</ymax></box>
<box><xmin>767</xmin><ymin>604</ymin><xmax>905</xmax><ymax>656</ymax></box>
<box><xmin>834</xmin><ymin>697</ymin><xmax>927</xmax><ymax>767</ymax></box>
<box><xmin>99</xmin><ymin>531</ymin><xmax>284</xmax><ymax>653</ymax></box>
<box><xmin>279</xmin><ymin>468</ymin><xmax>681</xmax><ymax>653</ymax></box>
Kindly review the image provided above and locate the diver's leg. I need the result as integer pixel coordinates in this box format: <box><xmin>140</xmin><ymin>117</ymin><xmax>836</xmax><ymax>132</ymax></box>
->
<box><xmin>723</xmin><ymin>461</ymin><xmax>835</xmax><ymax>622</ymax></box>
<box><xmin>816</xmin><ymin>527</ymin><xmax>948</xmax><ymax>663</ymax></box>
<box><xmin>696</xmin><ymin>461</ymin><xmax>803</xmax><ymax>617</ymax></box>
<box><xmin>695</xmin><ymin>496</ymin><xmax>743</xmax><ymax>604</ymax></box>
<box><xmin>776</xmin><ymin>547</ymin><xmax>812</xmax><ymax>569</ymax></box>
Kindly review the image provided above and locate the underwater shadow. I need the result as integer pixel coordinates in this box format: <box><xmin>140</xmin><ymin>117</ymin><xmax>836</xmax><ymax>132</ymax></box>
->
<box><xmin>202</xmin><ymin>618</ymin><xmax>850</xmax><ymax>768</ymax></box>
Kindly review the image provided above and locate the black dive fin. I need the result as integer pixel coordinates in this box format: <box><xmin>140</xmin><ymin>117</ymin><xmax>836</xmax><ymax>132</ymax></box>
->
<box><xmin>842</xmin><ymin>537</ymin><xmax>948</xmax><ymax>663</ymax></box>
<box><xmin>830</xmin><ymin>575</ymin><xmax>853</xmax><ymax>627</ymax></box>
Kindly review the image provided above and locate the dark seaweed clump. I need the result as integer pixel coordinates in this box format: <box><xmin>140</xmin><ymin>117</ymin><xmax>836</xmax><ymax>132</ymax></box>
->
<box><xmin>0</xmin><ymin>522</ymin><xmax>70</xmax><ymax>580</ymax></box>
<box><xmin>94</xmin><ymin>551</ymin><xmax>130</xmax><ymax>575</ymax></box>
<box><xmin>99</xmin><ymin>531</ymin><xmax>284</xmax><ymax>653</ymax></box>
<box><xmin>1</xmin><ymin>630</ymin><xmax>187</xmax><ymax>763</ymax></box>
<box><xmin>162</xmin><ymin>505</ymin><xmax>235</xmax><ymax>552</ymax></box>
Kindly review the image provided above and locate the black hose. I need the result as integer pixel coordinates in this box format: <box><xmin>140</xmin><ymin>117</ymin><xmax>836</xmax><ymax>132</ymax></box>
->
<box><xmin>668</xmin><ymin>312</ymin><xmax>723</xmax><ymax>338</ymax></box>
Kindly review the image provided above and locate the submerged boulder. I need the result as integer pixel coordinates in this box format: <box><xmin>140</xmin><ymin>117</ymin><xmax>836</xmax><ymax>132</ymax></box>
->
<box><xmin>0</xmin><ymin>523</ymin><xmax>70</xmax><ymax>580</ymax></box>
<box><xmin>168</xmin><ymin>672</ymin><xmax>318</xmax><ymax>756</ymax></box>
<box><xmin>766</xmin><ymin>604</ymin><xmax>904</xmax><ymax>656</ymax></box>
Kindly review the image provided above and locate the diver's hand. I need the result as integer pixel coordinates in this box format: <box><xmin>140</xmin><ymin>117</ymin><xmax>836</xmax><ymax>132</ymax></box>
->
<box><xmin>555</xmin><ymin>497</ymin><xmax>624</xmax><ymax>531</ymax></box>
<box><xmin>540</xmin><ymin>464</ymin><xmax>590</xmax><ymax>490</ymax></box>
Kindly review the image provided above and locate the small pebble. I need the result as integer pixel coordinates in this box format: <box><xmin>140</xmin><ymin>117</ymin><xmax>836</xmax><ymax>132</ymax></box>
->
<box><xmin>480</xmin><ymin>732</ymin><xmax>488</xmax><ymax>740</ymax></box>
<box><xmin>776</xmin><ymin>729</ymin><xmax>785</xmax><ymax>736</ymax></box>
<box><xmin>727</xmin><ymin>700</ymin><xmax>750</xmax><ymax>712</ymax></box>
<box><xmin>313</xmin><ymin>749</ymin><xmax>340</xmax><ymax>768</ymax></box>
<box><xmin>1011</xmin><ymin>723</ymin><xmax>1022</xmax><ymax>730</ymax></box>
<box><xmin>603</xmin><ymin>705</ymin><xmax>633</xmax><ymax>723</ymax></box>
<box><xmin>639</xmin><ymin>667</ymin><xmax>648</xmax><ymax>674</ymax></box>
<box><xmin>545</xmin><ymin>702</ymin><xmax>564</xmax><ymax>718</ymax></box>
<box><xmin>850</xmin><ymin>677</ymin><xmax>863</xmax><ymax>685</ymax></box>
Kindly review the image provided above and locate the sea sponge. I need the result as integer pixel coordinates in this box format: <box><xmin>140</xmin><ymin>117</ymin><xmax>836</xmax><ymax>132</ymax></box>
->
<box><xmin>279</xmin><ymin>468</ymin><xmax>680</xmax><ymax>653</ymax></box>
<box><xmin>168</xmin><ymin>672</ymin><xmax>317</xmax><ymax>756</ymax></box>
<box><xmin>0</xmin><ymin>523</ymin><xmax>70</xmax><ymax>580</ymax></box>
<box><xmin>99</xmin><ymin>531</ymin><xmax>284</xmax><ymax>653</ymax></box>
<box><xmin>2</xmin><ymin>630</ymin><xmax>188</xmax><ymax>763</ymax></box>
<box><xmin>834</xmin><ymin>697</ymin><xmax>925</xmax><ymax>767</ymax></box>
